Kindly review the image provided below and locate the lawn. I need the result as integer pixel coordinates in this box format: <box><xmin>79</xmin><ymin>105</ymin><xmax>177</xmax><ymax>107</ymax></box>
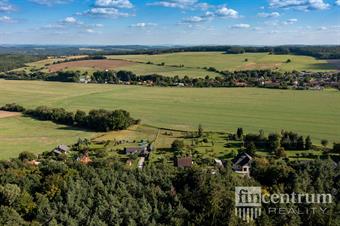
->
<box><xmin>0</xmin><ymin>115</ymin><xmax>95</xmax><ymax>160</ymax></box>
<box><xmin>0</xmin><ymin>80</ymin><xmax>340</xmax><ymax>145</ymax></box>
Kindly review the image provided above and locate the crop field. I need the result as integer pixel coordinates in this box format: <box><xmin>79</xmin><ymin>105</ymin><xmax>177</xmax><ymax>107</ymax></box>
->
<box><xmin>108</xmin><ymin>52</ymin><xmax>335</xmax><ymax>72</ymax></box>
<box><xmin>13</xmin><ymin>52</ymin><xmax>336</xmax><ymax>78</ymax></box>
<box><xmin>1</xmin><ymin>79</ymin><xmax>340</xmax><ymax>148</ymax></box>
<box><xmin>47</xmin><ymin>59</ymin><xmax>135</xmax><ymax>73</ymax></box>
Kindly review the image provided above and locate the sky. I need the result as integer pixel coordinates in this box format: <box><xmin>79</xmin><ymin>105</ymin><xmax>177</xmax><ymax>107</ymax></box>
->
<box><xmin>0</xmin><ymin>0</ymin><xmax>339</xmax><ymax>45</ymax></box>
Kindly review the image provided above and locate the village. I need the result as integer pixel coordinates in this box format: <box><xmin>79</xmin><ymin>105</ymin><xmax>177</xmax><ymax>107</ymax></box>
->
<box><xmin>28</xmin><ymin>122</ymin><xmax>333</xmax><ymax>179</ymax></box>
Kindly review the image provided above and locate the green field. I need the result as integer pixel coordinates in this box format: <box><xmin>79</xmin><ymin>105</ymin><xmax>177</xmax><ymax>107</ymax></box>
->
<box><xmin>1</xmin><ymin>79</ymin><xmax>340</xmax><ymax>148</ymax></box>
<box><xmin>0</xmin><ymin>115</ymin><xmax>95</xmax><ymax>160</ymax></box>
<box><xmin>15</xmin><ymin>52</ymin><xmax>336</xmax><ymax>79</ymax></box>
<box><xmin>108</xmin><ymin>52</ymin><xmax>335</xmax><ymax>72</ymax></box>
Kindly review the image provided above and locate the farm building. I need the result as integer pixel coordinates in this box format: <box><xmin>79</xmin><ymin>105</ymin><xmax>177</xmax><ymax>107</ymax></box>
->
<box><xmin>232</xmin><ymin>152</ymin><xmax>253</xmax><ymax>177</ymax></box>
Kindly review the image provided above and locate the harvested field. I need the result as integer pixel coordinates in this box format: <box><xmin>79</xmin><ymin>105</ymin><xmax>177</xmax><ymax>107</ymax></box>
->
<box><xmin>0</xmin><ymin>111</ymin><xmax>20</xmax><ymax>118</ymax></box>
<box><xmin>48</xmin><ymin>59</ymin><xmax>135</xmax><ymax>72</ymax></box>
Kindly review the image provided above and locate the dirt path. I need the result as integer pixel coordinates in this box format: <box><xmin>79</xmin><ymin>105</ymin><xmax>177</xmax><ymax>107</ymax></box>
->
<box><xmin>0</xmin><ymin>111</ymin><xmax>21</xmax><ymax>119</ymax></box>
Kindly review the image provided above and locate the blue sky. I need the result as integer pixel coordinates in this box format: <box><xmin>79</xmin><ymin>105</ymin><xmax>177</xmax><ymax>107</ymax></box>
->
<box><xmin>0</xmin><ymin>0</ymin><xmax>339</xmax><ymax>45</ymax></box>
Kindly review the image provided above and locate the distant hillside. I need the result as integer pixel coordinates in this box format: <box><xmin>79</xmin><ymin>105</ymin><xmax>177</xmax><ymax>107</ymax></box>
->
<box><xmin>0</xmin><ymin>45</ymin><xmax>340</xmax><ymax>59</ymax></box>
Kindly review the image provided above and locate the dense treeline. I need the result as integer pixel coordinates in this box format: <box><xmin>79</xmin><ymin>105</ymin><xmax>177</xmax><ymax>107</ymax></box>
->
<box><xmin>45</xmin><ymin>71</ymin><xmax>80</xmax><ymax>82</ymax></box>
<box><xmin>1</xmin><ymin>104</ymin><xmax>138</xmax><ymax>132</ymax></box>
<box><xmin>26</xmin><ymin>106</ymin><xmax>138</xmax><ymax>132</ymax></box>
<box><xmin>0</xmin><ymin>153</ymin><xmax>339</xmax><ymax>225</ymax></box>
<box><xmin>105</xmin><ymin>46</ymin><xmax>340</xmax><ymax>59</ymax></box>
<box><xmin>243</xmin><ymin>130</ymin><xmax>313</xmax><ymax>153</ymax></box>
<box><xmin>0</xmin><ymin>54</ymin><xmax>43</xmax><ymax>72</ymax></box>
<box><xmin>3</xmin><ymin>69</ymin><xmax>340</xmax><ymax>90</ymax></box>
<box><xmin>91</xmin><ymin>70</ymin><xmax>340</xmax><ymax>89</ymax></box>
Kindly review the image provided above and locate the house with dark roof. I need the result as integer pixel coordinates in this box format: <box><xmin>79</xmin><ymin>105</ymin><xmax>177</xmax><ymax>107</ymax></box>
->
<box><xmin>232</xmin><ymin>152</ymin><xmax>253</xmax><ymax>177</ymax></box>
<box><xmin>125</xmin><ymin>146</ymin><xmax>150</xmax><ymax>156</ymax></box>
<box><xmin>53</xmin><ymin>144</ymin><xmax>70</xmax><ymax>155</ymax></box>
<box><xmin>176</xmin><ymin>156</ymin><xmax>193</xmax><ymax>168</ymax></box>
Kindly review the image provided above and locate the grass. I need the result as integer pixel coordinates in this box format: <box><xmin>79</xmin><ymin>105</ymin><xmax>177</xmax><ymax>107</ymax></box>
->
<box><xmin>1</xmin><ymin>80</ymin><xmax>340</xmax><ymax>145</ymax></box>
<box><xmin>0</xmin><ymin>115</ymin><xmax>95</xmax><ymax>160</ymax></box>
<box><xmin>14</xmin><ymin>52</ymin><xmax>336</xmax><ymax>79</ymax></box>
<box><xmin>107</xmin><ymin>52</ymin><xmax>335</xmax><ymax>72</ymax></box>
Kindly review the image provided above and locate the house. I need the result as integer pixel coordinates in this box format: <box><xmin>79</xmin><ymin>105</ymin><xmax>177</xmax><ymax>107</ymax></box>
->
<box><xmin>27</xmin><ymin>160</ymin><xmax>41</xmax><ymax>166</ymax></box>
<box><xmin>214</xmin><ymin>159</ymin><xmax>224</xmax><ymax>168</ymax></box>
<box><xmin>126</xmin><ymin>159</ymin><xmax>133</xmax><ymax>167</ymax></box>
<box><xmin>232</xmin><ymin>152</ymin><xmax>253</xmax><ymax>177</ymax></box>
<box><xmin>53</xmin><ymin>144</ymin><xmax>70</xmax><ymax>155</ymax></box>
<box><xmin>176</xmin><ymin>156</ymin><xmax>193</xmax><ymax>168</ymax></box>
<box><xmin>138</xmin><ymin>157</ymin><xmax>145</xmax><ymax>169</ymax></box>
<box><xmin>77</xmin><ymin>154</ymin><xmax>92</xmax><ymax>164</ymax></box>
<box><xmin>125</xmin><ymin>142</ymin><xmax>152</xmax><ymax>156</ymax></box>
<box><xmin>125</xmin><ymin>146</ymin><xmax>148</xmax><ymax>155</ymax></box>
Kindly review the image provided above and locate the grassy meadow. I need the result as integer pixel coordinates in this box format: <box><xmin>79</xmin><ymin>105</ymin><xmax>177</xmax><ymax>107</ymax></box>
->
<box><xmin>0</xmin><ymin>79</ymin><xmax>340</xmax><ymax>151</ymax></box>
<box><xmin>0</xmin><ymin>115</ymin><xmax>95</xmax><ymax>159</ymax></box>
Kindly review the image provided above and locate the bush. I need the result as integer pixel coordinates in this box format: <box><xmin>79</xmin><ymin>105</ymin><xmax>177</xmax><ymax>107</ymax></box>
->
<box><xmin>0</xmin><ymin>103</ymin><xmax>25</xmax><ymax>112</ymax></box>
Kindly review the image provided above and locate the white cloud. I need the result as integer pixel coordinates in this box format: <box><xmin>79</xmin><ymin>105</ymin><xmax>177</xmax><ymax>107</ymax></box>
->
<box><xmin>130</xmin><ymin>22</ymin><xmax>157</xmax><ymax>28</ymax></box>
<box><xmin>147</xmin><ymin>0</ymin><xmax>212</xmax><ymax>10</ymax></box>
<box><xmin>148</xmin><ymin>0</ymin><xmax>197</xmax><ymax>9</ymax></box>
<box><xmin>182</xmin><ymin>16</ymin><xmax>205</xmax><ymax>23</ymax></box>
<box><xmin>0</xmin><ymin>15</ymin><xmax>14</xmax><ymax>23</ymax></box>
<box><xmin>93</xmin><ymin>23</ymin><xmax>104</xmax><ymax>27</ymax></box>
<box><xmin>83</xmin><ymin>7</ymin><xmax>130</xmax><ymax>17</ymax></box>
<box><xmin>63</xmin><ymin>17</ymin><xmax>78</xmax><ymax>24</ymax></box>
<box><xmin>85</xmin><ymin>29</ymin><xmax>95</xmax><ymax>33</ymax></box>
<box><xmin>95</xmin><ymin>0</ymin><xmax>133</xmax><ymax>9</ymax></box>
<box><xmin>215</xmin><ymin>6</ymin><xmax>239</xmax><ymax>18</ymax></box>
<box><xmin>231</xmin><ymin>23</ymin><xmax>251</xmax><ymax>29</ymax></box>
<box><xmin>81</xmin><ymin>0</ymin><xmax>134</xmax><ymax>18</ymax></box>
<box><xmin>269</xmin><ymin>0</ymin><xmax>330</xmax><ymax>10</ymax></box>
<box><xmin>0</xmin><ymin>0</ymin><xmax>15</xmax><ymax>12</ymax></box>
<box><xmin>336</xmin><ymin>0</ymin><xmax>340</xmax><ymax>6</ymax></box>
<box><xmin>29</xmin><ymin>0</ymin><xmax>72</xmax><ymax>6</ymax></box>
<box><xmin>283</xmin><ymin>18</ymin><xmax>298</xmax><ymax>24</ymax></box>
<box><xmin>257</xmin><ymin>12</ymin><xmax>280</xmax><ymax>18</ymax></box>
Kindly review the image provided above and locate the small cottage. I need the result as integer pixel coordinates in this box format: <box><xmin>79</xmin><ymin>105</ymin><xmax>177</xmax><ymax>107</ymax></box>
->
<box><xmin>53</xmin><ymin>144</ymin><xmax>70</xmax><ymax>155</ymax></box>
<box><xmin>232</xmin><ymin>152</ymin><xmax>253</xmax><ymax>177</ymax></box>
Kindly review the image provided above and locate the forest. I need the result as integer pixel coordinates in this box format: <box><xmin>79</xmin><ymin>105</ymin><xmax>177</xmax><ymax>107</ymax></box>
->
<box><xmin>0</xmin><ymin>154</ymin><xmax>339</xmax><ymax>226</ymax></box>
<box><xmin>0</xmin><ymin>46</ymin><xmax>340</xmax><ymax>59</ymax></box>
<box><xmin>0</xmin><ymin>55</ymin><xmax>43</xmax><ymax>72</ymax></box>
